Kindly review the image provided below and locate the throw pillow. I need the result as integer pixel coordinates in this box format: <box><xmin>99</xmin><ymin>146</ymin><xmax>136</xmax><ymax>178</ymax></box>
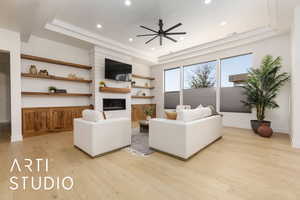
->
<box><xmin>165</xmin><ymin>111</ymin><xmax>177</xmax><ymax>120</ymax></box>
<box><xmin>177</xmin><ymin>107</ymin><xmax>212</xmax><ymax>122</ymax></box>
<box><xmin>82</xmin><ymin>109</ymin><xmax>104</xmax><ymax>122</ymax></box>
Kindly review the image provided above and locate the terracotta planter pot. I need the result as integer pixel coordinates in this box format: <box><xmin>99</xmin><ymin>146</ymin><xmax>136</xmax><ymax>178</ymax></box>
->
<box><xmin>250</xmin><ymin>120</ymin><xmax>271</xmax><ymax>134</ymax></box>
<box><xmin>257</xmin><ymin>123</ymin><xmax>273</xmax><ymax>138</ymax></box>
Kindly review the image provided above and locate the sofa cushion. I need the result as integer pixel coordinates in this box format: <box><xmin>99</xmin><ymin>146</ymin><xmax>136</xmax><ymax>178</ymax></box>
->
<box><xmin>177</xmin><ymin>107</ymin><xmax>212</xmax><ymax>122</ymax></box>
<box><xmin>165</xmin><ymin>111</ymin><xmax>177</xmax><ymax>120</ymax></box>
<box><xmin>82</xmin><ymin>109</ymin><xmax>104</xmax><ymax>122</ymax></box>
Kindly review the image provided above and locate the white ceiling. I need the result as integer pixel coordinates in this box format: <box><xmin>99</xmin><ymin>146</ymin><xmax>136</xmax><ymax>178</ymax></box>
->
<box><xmin>0</xmin><ymin>0</ymin><xmax>299</xmax><ymax>60</ymax></box>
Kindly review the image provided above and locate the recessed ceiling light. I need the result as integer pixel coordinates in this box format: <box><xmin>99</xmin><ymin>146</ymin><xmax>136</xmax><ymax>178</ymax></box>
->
<box><xmin>204</xmin><ymin>0</ymin><xmax>212</xmax><ymax>4</ymax></box>
<box><xmin>129</xmin><ymin>38</ymin><xmax>133</xmax><ymax>42</ymax></box>
<box><xmin>151</xmin><ymin>47</ymin><xmax>155</xmax><ymax>50</ymax></box>
<box><xmin>220</xmin><ymin>21</ymin><xmax>227</xmax><ymax>26</ymax></box>
<box><xmin>97</xmin><ymin>24</ymin><xmax>102</xmax><ymax>28</ymax></box>
<box><xmin>125</xmin><ymin>0</ymin><xmax>131</xmax><ymax>6</ymax></box>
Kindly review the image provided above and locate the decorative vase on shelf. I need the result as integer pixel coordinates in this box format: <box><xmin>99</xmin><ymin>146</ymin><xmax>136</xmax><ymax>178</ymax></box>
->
<box><xmin>29</xmin><ymin>65</ymin><xmax>38</xmax><ymax>75</ymax></box>
<box><xmin>257</xmin><ymin>123</ymin><xmax>273</xmax><ymax>138</ymax></box>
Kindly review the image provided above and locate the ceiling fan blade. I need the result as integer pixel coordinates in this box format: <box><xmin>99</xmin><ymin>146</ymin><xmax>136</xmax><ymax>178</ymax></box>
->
<box><xmin>160</xmin><ymin>36</ymin><xmax>162</xmax><ymax>46</ymax></box>
<box><xmin>165</xmin><ymin>23</ymin><xmax>182</xmax><ymax>33</ymax></box>
<box><xmin>137</xmin><ymin>34</ymin><xmax>158</xmax><ymax>37</ymax></box>
<box><xmin>140</xmin><ymin>25</ymin><xmax>158</xmax><ymax>33</ymax></box>
<box><xmin>164</xmin><ymin>35</ymin><xmax>177</xmax><ymax>43</ymax></box>
<box><xmin>165</xmin><ymin>32</ymin><xmax>187</xmax><ymax>35</ymax></box>
<box><xmin>145</xmin><ymin>35</ymin><xmax>159</xmax><ymax>44</ymax></box>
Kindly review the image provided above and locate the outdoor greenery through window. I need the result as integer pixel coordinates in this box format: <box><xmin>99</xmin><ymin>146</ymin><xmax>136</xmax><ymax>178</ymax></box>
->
<box><xmin>184</xmin><ymin>61</ymin><xmax>217</xmax><ymax>89</ymax></box>
<box><xmin>220</xmin><ymin>53</ymin><xmax>253</xmax><ymax>113</ymax></box>
<box><xmin>183</xmin><ymin>61</ymin><xmax>217</xmax><ymax>108</ymax></box>
<box><xmin>164</xmin><ymin>53</ymin><xmax>253</xmax><ymax>112</ymax></box>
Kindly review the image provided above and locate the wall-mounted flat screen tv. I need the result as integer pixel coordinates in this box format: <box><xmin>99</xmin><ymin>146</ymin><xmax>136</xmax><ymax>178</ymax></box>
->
<box><xmin>105</xmin><ymin>58</ymin><xmax>132</xmax><ymax>82</ymax></box>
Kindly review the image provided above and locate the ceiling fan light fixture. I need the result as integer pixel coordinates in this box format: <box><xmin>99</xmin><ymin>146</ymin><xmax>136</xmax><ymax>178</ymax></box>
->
<box><xmin>220</xmin><ymin>21</ymin><xmax>227</xmax><ymax>26</ymax></box>
<box><xmin>137</xmin><ymin>19</ymin><xmax>186</xmax><ymax>46</ymax></box>
<box><xmin>124</xmin><ymin>0</ymin><xmax>131</xmax><ymax>6</ymax></box>
<box><xmin>204</xmin><ymin>0</ymin><xmax>212</xmax><ymax>4</ymax></box>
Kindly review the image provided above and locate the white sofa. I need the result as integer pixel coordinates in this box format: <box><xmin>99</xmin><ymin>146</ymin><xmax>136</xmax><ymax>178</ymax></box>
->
<box><xmin>74</xmin><ymin>117</ymin><xmax>131</xmax><ymax>157</ymax></box>
<box><xmin>149</xmin><ymin>115</ymin><xmax>222</xmax><ymax>160</ymax></box>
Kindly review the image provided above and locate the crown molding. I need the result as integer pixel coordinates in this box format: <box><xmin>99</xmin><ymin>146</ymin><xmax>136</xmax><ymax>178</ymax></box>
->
<box><xmin>158</xmin><ymin>26</ymin><xmax>288</xmax><ymax>64</ymax></box>
<box><xmin>45</xmin><ymin>19</ymin><xmax>157</xmax><ymax>64</ymax></box>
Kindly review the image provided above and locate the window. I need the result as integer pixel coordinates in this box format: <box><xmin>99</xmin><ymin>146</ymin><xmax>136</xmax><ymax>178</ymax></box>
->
<box><xmin>184</xmin><ymin>60</ymin><xmax>217</xmax><ymax>89</ymax></box>
<box><xmin>164</xmin><ymin>68</ymin><xmax>180</xmax><ymax>109</ymax></box>
<box><xmin>164</xmin><ymin>68</ymin><xmax>181</xmax><ymax>92</ymax></box>
<box><xmin>183</xmin><ymin>61</ymin><xmax>217</xmax><ymax>108</ymax></box>
<box><xmin>220</xmin><ymin>54</ymin><xmax>252</xmax><ymax>113</ymax></box>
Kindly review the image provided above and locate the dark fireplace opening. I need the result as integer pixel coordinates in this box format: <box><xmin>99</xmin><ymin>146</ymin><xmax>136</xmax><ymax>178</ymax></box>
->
<box><xmin>103</xmin><ymin>98</ymin><xmax>126</xmax><ymax>111</ymax></box>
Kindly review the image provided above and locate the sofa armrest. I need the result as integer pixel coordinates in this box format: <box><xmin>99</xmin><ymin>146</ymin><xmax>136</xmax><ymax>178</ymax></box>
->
<box><xmin>149</xmin><ymin>118</ymin><xmax>187</xmax><ymax>158</ymax></box>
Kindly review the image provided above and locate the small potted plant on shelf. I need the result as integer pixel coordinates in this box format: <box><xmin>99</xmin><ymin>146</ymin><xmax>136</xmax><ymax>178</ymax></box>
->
<box><xmin>48</xmin><ymin>86</ymin><xmax>57</xmax><ymax>93</ymax></box>
<box><xmin>144</xmin><ymin>107</ymin><xmax>154</xmax><ymax>121</ymax></box>
<box><xmin>242</xmin><ymin>55</ymin><xmax>290</xmax><ymax>137</ymax></box>
<box><xmin>99</xmin><ymin>81</ymin><xmax>106</xmax><ymax>87</ymax></box>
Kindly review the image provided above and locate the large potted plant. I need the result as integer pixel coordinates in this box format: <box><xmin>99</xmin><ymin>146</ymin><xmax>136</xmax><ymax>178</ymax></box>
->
<box><xmin>242</xmin><ymin>55</ymin><xmax>289</xmax><ymax>135</ymax></box>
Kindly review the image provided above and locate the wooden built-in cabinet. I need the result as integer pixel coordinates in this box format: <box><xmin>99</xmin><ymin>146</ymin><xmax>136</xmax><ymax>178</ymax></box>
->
<box><xmin>22</xmin><ymin>105</ymin><xmax>92</xmax><ymax>137</ymax></box>
<box><xmin>131</xmin><ymin>104</ymin><xmax>156</xmax><ymax>128</ymax></box>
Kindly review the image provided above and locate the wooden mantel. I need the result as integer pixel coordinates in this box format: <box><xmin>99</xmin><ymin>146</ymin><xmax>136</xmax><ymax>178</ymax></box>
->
<box><xmin>99</xmin><ymin>87</ymin><xmax>131</xmax><ymax>94</ymax></box>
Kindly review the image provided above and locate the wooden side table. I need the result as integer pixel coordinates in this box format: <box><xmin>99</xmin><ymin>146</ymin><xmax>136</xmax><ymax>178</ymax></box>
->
<box><xmin>139</xmin><ymin>120</ymin><xmax>149</xmax><ymax>133</ymax></box>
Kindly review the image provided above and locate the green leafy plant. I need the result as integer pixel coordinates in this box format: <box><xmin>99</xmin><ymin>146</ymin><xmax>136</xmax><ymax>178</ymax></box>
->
<box><xmin>99</xmin><ymin>81</ymin><xmax>106</xmax><ymax>87</ymax></box>
<box><xmin>144</xmin><ymin>107</ymin><xmax>154</xmax><ymax>117</ymax></box>
<box><xmin>190</xmin><ymin>65</ymin><xmax>215</xmax><ymax>88</ymax></box>
<box><xmin>48</xmin><ymin>86</ymin><xmax>57</xmax><ymax>92</ymax></box>
<box><xmin>242</xmin><ymin>55</ymin><xmax>290</xmax><ymax>121</ymax></box>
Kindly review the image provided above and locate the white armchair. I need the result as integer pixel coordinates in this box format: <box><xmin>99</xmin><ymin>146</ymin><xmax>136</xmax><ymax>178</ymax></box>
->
<box><xmin>149</xmin><ymin>115</ymin><xmax>222</xmax><ymax>160</ymax></box>
<box><xmin>74</xmin><ymin>115</ymin><xmax>131</xmax><ymax>157</ymax></box>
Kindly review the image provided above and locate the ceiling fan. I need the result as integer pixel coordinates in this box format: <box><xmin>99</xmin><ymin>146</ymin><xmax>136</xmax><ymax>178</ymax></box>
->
<box><xmin>137</xmin><ymin>19</ymin><xmax>186</xmax><ymax>46</ymax></box>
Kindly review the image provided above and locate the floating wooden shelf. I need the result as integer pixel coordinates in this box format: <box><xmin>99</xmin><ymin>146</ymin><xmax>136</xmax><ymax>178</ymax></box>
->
<box><xmin>132</xmin><ymin>85</ymin><xmax>154</xmax><ymax>89</ymax></box>
<box><xmin>22</xmin><ymin>92</ymin><xmax>92</xmax><ymax>97</ymax></box>
<box><xmin>132</xmin><ymin>74</ymin><xmax>155</xmax><ymax>80</ymax></box>
<box><xmin>21</xmin><ymin>54</ymin><xmax>92</xmax><ymax>70</ymax></box>
<box><xmin>99</xmin><ymin>87</ymin><xmax>131</xmax><ymax>94</ymax></box>
<box><xmin>131</xmin><ymin>96</ymin><xmax>154</xmax><ymax>99</ymax></box>
<box><xmin>21</xmin><ymin>73</ymin><xmax>92</xmax><ymax>83</ymax></box>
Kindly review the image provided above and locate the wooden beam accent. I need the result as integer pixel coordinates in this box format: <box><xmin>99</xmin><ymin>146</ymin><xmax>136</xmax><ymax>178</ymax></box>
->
<box><xmin>22</xmin><ymin>92</ymin><xmax>92</xmax><ymax>97</ymax></box>
<box><xmin>131</xmin><ymin>96</ymin><xmax>154</xmax><ymax>99</ymax></box>
<box><xmin>132</xmin><ymin>85</ymin><xmax>154</xmax><ymax>89</ymax></box>
<box><xmin>21</xmin><ymin>73</ymin><xmax>92</xmax><ymax>83</ymax></box>
<box><xmin>132</xmin><ymin>74</ymin><xmax>155</xmax><ymax>80</ymax></box>
<box><xmin>21</xmin><ymin>54</ymin><xmax>92</xmax><ymax>70</ymax></box>
<box><xmin>99</xmin><ymin>87</ymin><xmax>131</xmax><ymax>94</ymax></box>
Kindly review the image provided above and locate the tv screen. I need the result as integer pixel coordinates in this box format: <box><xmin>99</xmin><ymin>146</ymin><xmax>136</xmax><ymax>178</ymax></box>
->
<box><xmin>105</xmin><ymin>58</ymin><xmax>132</xmax><ymax>82</ymax></box>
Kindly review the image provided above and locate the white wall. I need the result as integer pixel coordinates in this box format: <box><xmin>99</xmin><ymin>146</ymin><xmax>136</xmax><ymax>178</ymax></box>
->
<box><xmin>291</xmin><ymin>6</ymin><xmax>300</xmax><ymax>148</ymax></box>
<box><xmin>151</xmin><ymin>33</ymin><xmax>291</xmax><ymax>134</ymax></box>
<box><xmin>21</xmin><ymin>35</ymin><xmax>91</xmax><ymax>107</ymax></box>
<box><xmin>0</xmin><ymin>28</ymin><xmax>22</xmax><ymax>142</ymax></box>
<box><xmin>0</xmin><ymin>53</ymin><xmax>10</xmax><ymax>123</ymax></box>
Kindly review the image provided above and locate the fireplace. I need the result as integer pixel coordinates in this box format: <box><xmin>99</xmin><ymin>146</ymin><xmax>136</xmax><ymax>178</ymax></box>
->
<box><xmin>103</xmin><ymin>98</ymin><xmax>126</xmax><ymax>111</ymax></box>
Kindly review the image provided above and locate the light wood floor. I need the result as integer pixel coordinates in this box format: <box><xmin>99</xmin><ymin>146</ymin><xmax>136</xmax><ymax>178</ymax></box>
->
<box><xmin>1</xmin><ymin>127</ymin><xmax>300</xmax><ymax>200</ymax></box>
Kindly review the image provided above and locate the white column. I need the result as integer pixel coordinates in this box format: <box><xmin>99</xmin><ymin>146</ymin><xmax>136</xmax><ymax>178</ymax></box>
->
<box><xmin>291</xmin><ymin>6</ymin><xmax>300</xmax><ymax>148</ymax></box>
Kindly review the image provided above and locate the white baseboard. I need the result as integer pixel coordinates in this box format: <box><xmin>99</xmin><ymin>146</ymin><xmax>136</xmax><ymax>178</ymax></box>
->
<box><xmin>11</xmin><ymin>134</ymin><xmax>23</xmax><ymax>142</ymax></box>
